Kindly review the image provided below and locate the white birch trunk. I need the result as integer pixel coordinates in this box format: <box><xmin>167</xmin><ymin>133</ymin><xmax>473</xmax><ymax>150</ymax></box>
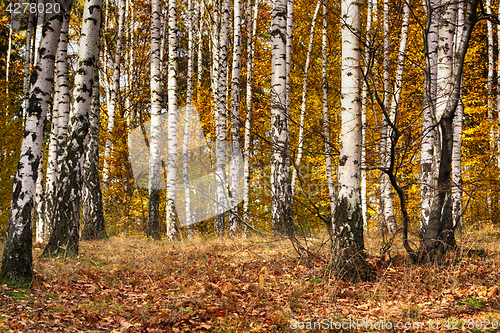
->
<box><xmin>285</xmin><ymin>0</ymin><xmax>293</xmax><ymax>113</ymax></box>
<box><xmin>214</xmin><ymin>0</ymin><xmax>230</xmax><ymax>236</ymax></box>
<box><xmin>486</xmin><ymin>0</ymin><xmax>495</xmax><ymax>153</ymax></box>
<box><xmin>34</xmin><ymin>158</ymin><xmax>45</xmax><ymax>244</ymax></box>
<box><xmin>33</xmin><ymin>0</ymin><xmax>46</xmax><ymax>64</ymax></box>
<box><xmin>243</xmin><ymin>0</ymin><xmax>258</xmax><ymax>233</ymax></box>
<box><xmin>2</xmin><ymin>2</ymin><xmax>66</xmax><ymax>280</ymax></box>
<box><xmin>148</xmin><ymin>0</ymin><xmax>163</xmax><ymax>240</ymax></box>
<box><xmin>331</xmin><ymin>0</ymin><xmax>369</xmax><ymax>282</ymax></box>
<box><xmin>44</xmin><ymin>9</ymin><xmax>71</xmax><ymax>241</ymax></box>
<box><xmin>183</xmin><ymin>0</ymin><xmax>195</xmax><ymax>234</ymax></box>
<box><xmin>322</xmin><ymin>0</ymin><xmax>335</xmax><ymax>219</ymax></box>
<box><xmin>6</xmin><ymin>14</ymin><xmax>13</xmax><ymax>96</ymax></box>
<box><xmin>166</xmin><ymin>0</ymin><xmax>179</xmax><ymax>240</ymax></box>
<box><xmin>379</xmin><ymin>0</ymin><xmax>395</xmax><ymax>236</ymax></box>
<box><xmin>44</xmin><ymin>0</ymin><xmax>100</xmax><ymax>256</ymax></box>
<box><xmin>103</xmin><ymin>0</ymin><xmax>125</xmax><ymax>184</ymax></box>
<box><xmin>452</xmin><ymin>0</ymin><xmax>464</xmax><ymax>229</ymax></box>
<box><xmin>421</xmin><ymin>0</ymin><xmax>441</xmax><ymax>231</ymax></box>
<box><xmin>291</xmin><ymin>0</ymin><xmax>321</xmax><ymax>195</ymax></box>
<box><xmin>361</xmin><ymin>0</ymin><xmax>373</xmax><ymax>229</ymax></box>
<box><xmin>271</xmin><ymin>0</ymin><xmax>293</xmax><ymax>235</ymax></box>
<box><xmin>22</xmin><ymin>11</ymin><xmax>35</xmax><ymax>120</ymax></box>
<box><xmin>229</xmin><ymin>0</ymin><xmax>243</xmax><ymax>234</ymax></box>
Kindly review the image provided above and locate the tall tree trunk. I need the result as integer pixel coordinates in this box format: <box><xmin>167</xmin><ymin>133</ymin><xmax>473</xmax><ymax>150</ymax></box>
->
<box><xmin>81</xmin><ymin>59</ymin><xmax>107</xmax><ymax>240</ymax></box>
<box><xmin>33</xmin><ymin>0</ymin><xmax>46</xmax><ymax>64</ymax></box>
<box><xmin>361</xmin><ymin>0</ymin><xmax>373</xmax><ymax>229</ymax></box>
<box><xmin>166</xmin><ymin>0</ymin><xmax>179</xmax><ymax>240</ymax></box>
<box><xmin>382</xmin><ymin>0</ymin><xmax>411</xmax><ymax>235</ymax></box>
<box><xmin>243</xmin><ymin>0</ymin><xmax>258</xmax><ymax>234</ymax></box>
<box><xmin>452</xmin><ymin>0</ymin><xmax>464</xmax><ymax>229</ymax></box>
<box><xmin>291</xmin><ymin>0</ymin><xmax>321</xmax><ymax>195</ymax></box>
<box><xmin>271</xmin><ymin>0</ymin><xmax>294</xmax><ymax>236</ymax></box>
<box><xmin>34</xmin><ymin>159</ymin><xmax>45</xmax><ymax>244</ymax></box>
<box><xmin>421</xmin><ymin>0</ymin><xmax>441</xmax><ymax>231</ymax></box>
<box><xmin>6</xmin><ymin>13</ymin><xmax>13</xmax><ymax>96</ymax></box>
<box><xmin>147</xmin><ymin>0</ymin><xmax>163</xmax><ymax>240</ymax></box>
<box><xmin>43</xmin><ymin>0</ymin><xmax>101</xmax><ymax>257</ymax></box>
<box><xmin>228</xmin><ymin>0</ymin><xmax>243</xmax><ymax>235</ymax></box>
<box><xmin>22</xmin><ymin>11</ymin><xmax>35</xmax><ymax>120</ymax></box>
<box><xmin>44</xmin><ymin>8</ymin><xmax>72</xmax><ymax>242</ymax></box>
<box><xmin>379</xmin><ymin>0</ymin><xmax>396</xmax><ymax>237</ymax></box>
<box><xmin>103</xmin><ymin>0</ymin><xmax>125</xmax><ymax>185</ymax></box>
<box><xmin>322</xmin><ymin>0</ymin><xmax>335</xmax><ymax>220</ymax></box>
<box><xmin>421</xmin><ymin>0</ymin><xmax>478</xmax><ymax>261</ymax></box>
<box><xmin>214</xmin><ymin>0</ymin><xmax>230</xmax><ymax>236</ymax></box>
<box><xmin>1</xmin><ymin>1</ymin><xmax>67</xmax><ymax>280</ymax></box>
<box><xmin>330</xmin><ymin>0</ymin><xmax>370</xmax><ymax>282</ymax></box>
<box><xmin>183</xmin><ymin>0</ymin><xmax>195</xmax><ymax>234</ymax></box>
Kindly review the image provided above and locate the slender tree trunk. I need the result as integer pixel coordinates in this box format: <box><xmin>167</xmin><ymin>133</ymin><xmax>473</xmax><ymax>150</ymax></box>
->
<box><xmin>33</xmin><ymin>0</ymin><xmax>46</xmax><ymax>64</ymax></box>
<box><xmin>183</xmin><ymin>0</ymin><xmax>195</xmax><ymax>234</ymax></box>
<box><xmin>452</xmin><ymin>0</ymin><xmax>464</xmax><ymax>229</ymax></box>
<box><xmin>291</xmin><ymin>0</ymin><xmax>321</xmax><ymax>195</ymax></box>
<box><xmin>2</xmin><ymin>1</ymin><xmax>67</xmax><ymax>280</ymax></box>
<box><xmin>330</xmin><ymin>0</ymin><xmax>370</xmax><ymax>282</ymax></box>
<box><xmin>22</xmin><ymin>11</ymin><xmax>35</xmax><ymax>120</ymax></box>
<box><xmin>44</xmin><ymin>0</ymin><xmax>101</xmax><ymax>256</ymax></box>
<box><xmin>285</xmin><ymin>0</ymin><xmax>293</xmax><ymax>111</ymax></box>
<box><xmin>166</xmin><ymin>0</ymin><xmax>179</xmax><ymax>240</ymax></box>
<box><xmin>382</xmin><ymin>1</ymin><xmax>411</xmax><ymax>235</ymax></box>
<box><xmin>44</xmin><ymin>8</ymin><xmax>71</xmax><ymax>242</ymax></box>
<box><xmin>81</xmin><ymin>58</ymin><xmax>107</xmax><ymax>240</ymax></box>
<box><xmin>103</xmin><ymin>0</ymin><xmax>125</xmax><ymax>184</ymax></box>
<box><xmin>486</xmin><ymin>0</ymin><xmax>495</xmax><ymax>151</ymax></box>
<box><xmin>322</xmin><ymin>0</ymin><xmax>335</xmax><ymax>220</ymax></box>
<box><xmin>243</xmin><ymin>0</ymin><xmax>258</xmax><ymax>234</ymax></box>
<box><xmin>147</xmin><ymin>0</ymin><xmax>163</xmax><ymax>240</ymax></box>
<box><xmin>361</xmin><ymin>0</ymin><xmax>373</xmax><ymax>229</ymax></box>
<box><xmin>228</xmin><ymin>0</ymin><xmax>243</xmax><ymax>235</ymax></box>
<box><xmin>271</xmin><ymin>0</ymin><xmax>294</xmax><ymax>236</ymax></box>
<box><xmin>214</xmin><ymin>0</ymin><xmax>230</xmax><ymax>236</ymax></box>
<box><xmin>421</xmin><ymin>0</ymin><xmax>441</xmax><ymax>232</ymax></box>
<box><xmin>379</xmin><ymin>0</ymin><xmax>395</xmax><ymax>237</ymax></box>
<box><xmin>196</xmin><ymin>2</ymin><xmax>204</xmax><ymax>102</ymax></box>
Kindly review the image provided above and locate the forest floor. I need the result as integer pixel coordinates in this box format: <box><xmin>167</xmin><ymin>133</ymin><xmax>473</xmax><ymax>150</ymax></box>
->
<box><xmin>0</xmin><ymin>225</ymin><xmax>499</xmax><ymax>332</ymax></box>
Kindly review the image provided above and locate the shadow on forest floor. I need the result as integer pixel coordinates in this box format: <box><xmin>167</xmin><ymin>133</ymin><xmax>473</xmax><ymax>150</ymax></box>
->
<box><xmin>0</xmin><ymin>225</ymin><xmax>499</xmax><ymax>332</ymax></box>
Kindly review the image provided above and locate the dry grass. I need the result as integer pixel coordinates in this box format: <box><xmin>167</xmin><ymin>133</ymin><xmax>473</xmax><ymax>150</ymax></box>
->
<box><xmin>0</xmin><ymin>226</ymin><xmax>498</xmax><ymax>332</ymax></box>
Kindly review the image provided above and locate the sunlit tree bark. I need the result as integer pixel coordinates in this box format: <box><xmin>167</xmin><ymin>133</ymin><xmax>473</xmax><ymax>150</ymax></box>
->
<box><xmin>271</xmin><ymin>0</ymin><xmax>293</xmax><ymax>236</ymax></box>
<box><xmin>166</xmin><ymin>0</ymin><xmax>179</xmax><ymax>240</ymax></box>
<box><xmin>2</xmin><ymin>1</ymin><xmax>67</xmax><ymax>280</ymax></box>
<box><xmin>330</xmin><ymin>0</ymin><xmax>370</xmax><ymax>282</ymax></box>
<box><xmin>44</xmin><ymin>0</ymin><xmax>101</xmax><ymax>256</ymax></box>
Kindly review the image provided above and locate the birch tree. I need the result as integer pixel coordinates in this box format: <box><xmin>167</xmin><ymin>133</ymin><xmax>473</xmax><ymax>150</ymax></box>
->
<box><xmin>166</xmin><ymin>0</ymin><xmax>179</xmax><ymax>240</ymax></box>
<box><xmin>229</xmin><ymin>0</ymin><xmax>243</xmax><ymax>234</ymax></box>
<box><xmin>214</xmin><ymin>0</ymin><xmax>230</xmax><ymax>236</ymax></box>
<box><xmin>330</xmin><ymin>0</ymin><xmax>370</xmax><ymax>281</ymax></box>
<box><xmin>103</xmin><ymin>0</ymin><xmax>125</xmax><ymax>184</ymax></box>
<box><xmin>81</xmin><ymin>59</ymin><xmax>107</xmax><ymax>240</ymax></box>
<box><xmin>1</xmin><ymin>0</ymin><xmax>68</xmax><ymax>280</ymax></box>
<box><xmin>243</xmin><ymin>0</ymin><xmax>258</xmax><ymax>231</ymax></box>
<box><xmin>44</xmin><ymin>0</ymin><xmax>102</xmax><ymax>256</ymax></box>
<box><xmin>421</xmin><ymin>0</ymin><xmax>441</xmax><ymax>231</ymax></box>
<box><xmin>379</xmin><ymin>0</ymin><xmax>396</xmax><ymax>236</ymax></box>
<box><xmin>147</xmin><ymin>0</ymin><xmax>162</xmax><ymax>240</ymax></box>
<box><xmin>322</xmin><ymin>0</ymin><xmax>335</xmax><ymax>218</ymax></box>
<box><xmin>182</xmin><ymin>0</ymin><xmax>195</xmax><ymax>232</ymax></box>
<box><xmin>291</xmin><ymin>0</ymin><xmax>321</xmax><ymax>195</ymax></box>
<box><xmin>22</xmin><ymin>11</ymin><xmax>35</xmax><ymax>120</ymax></box>
<box><xmin>43</xmin><ymin>6</ymin><xmax>72</xmax><ymax>242</ymax></box>
<box><xmin>420</xmin><ymin>0</ymin><xmax>478</xmax><ymax>260</ymax></box>
<box><xmin>271</xmin><ymin>0</ymin><xmax>293</xmax><ymax>236</ymax></box>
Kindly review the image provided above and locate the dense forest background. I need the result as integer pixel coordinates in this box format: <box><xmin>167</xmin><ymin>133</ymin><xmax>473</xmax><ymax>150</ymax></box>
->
<box><xmin>1</xmin><ymin>0</ymin><xmax>500</xmax><ymax>271</ymax></box>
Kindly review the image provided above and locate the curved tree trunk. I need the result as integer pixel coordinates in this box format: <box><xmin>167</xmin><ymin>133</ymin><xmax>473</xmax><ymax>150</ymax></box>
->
<box><xmin>43</xmin><ymin>0</ymin><xmax>101</xmax><ymax>257</ymax></box>
<box><xmin>2</xmin><ymin>1</ymin><xmax>67</xmax><ymax>280</ymax></box>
